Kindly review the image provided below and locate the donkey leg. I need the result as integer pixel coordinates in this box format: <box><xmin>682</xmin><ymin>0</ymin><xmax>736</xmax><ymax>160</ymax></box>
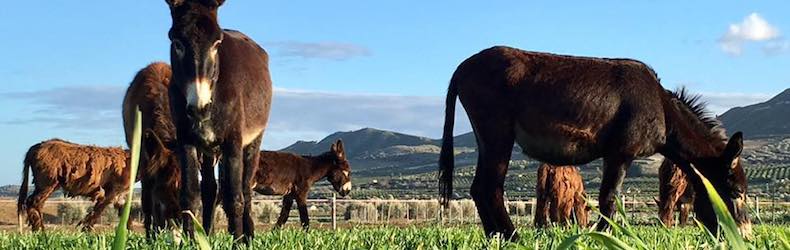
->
<box><xmin>468</xmin><ymin>119</ymin><xmax>516</xmax><ymax>240</ymax></box>
<box><xmin>26</xmin><ymin>184</ymin><xmax>58</xmax><ymax>231</ymax></box>
<box><xmin>178</xmin><ymin>145</ymin><xmax>201</xmax><ymax>237</ymax></box>
<box><xmin>141</xmin><ymin>178</ymin><xmax>157</xmax><ymax>239</ymax></box>
<box><xmin>595</xmin><ymin>156</ymin><xmax>631</xmax><ymax>231</ymax></box>
<box><xmin>296</xmin><ymin>192</ymin><xmax>310</xmax><ymax>230</ymax></box>
<box><xmin>220</xmin><ymin>144</ymin><xmax>245</xmax><ymax>242</ymax></box>
<box><xmin>81</xmin><ymin>187</ymin><xmax>123</xmax><ymax>232</ymax></box>
<box><xmin>199</xmin><ymin>155</ymin><xmax>218</xmax><ymax>234</ymax></box>
<box><xmin>275</xmin><ymin>195</ymin><xmax>295</xmax><ymax>228</ymax></box>
<box><xmin>679</xmin><ymin>203</ymin><xmax>691</xmax><ymax>226</ymax></box>
<box><xmin>242</xmin><ymin>138</ymin><xmax>261</xmax><ymax>239</ymax></box>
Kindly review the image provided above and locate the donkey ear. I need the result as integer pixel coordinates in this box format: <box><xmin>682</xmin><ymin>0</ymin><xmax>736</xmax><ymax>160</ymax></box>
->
<box><xmin>722</xmin><ymin>131</ymin><xmax>743</xmax><ymax>162</ymax></box>
<box><xmin>335</xmin><ymin>140</ymin><xmax>345</xmax><ymax>159</ymax></box>
<box><xmin>216</xmin><ymin>0</ymin><xmax>225</xmax><ymax>6</ymax></box>
<box><xmin>165</xmin><ymin>0</ymin><xmax>185</xmax><ymax>8</ymax></box>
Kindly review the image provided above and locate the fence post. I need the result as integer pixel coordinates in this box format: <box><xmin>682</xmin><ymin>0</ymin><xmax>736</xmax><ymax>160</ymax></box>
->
<box><xmin>754</xmin><ymin>196</ymin><xmax>762</xmax><ymax>222</ymax></box>
<box><xmin>331</xmin><ymin>193</ymin><xmax>337</xmax><ymax>230</ymax></box>
<box><xmin>530</xmin><ymin>198</ymin><xmax>536</xmax><ymax>220</ymax></box>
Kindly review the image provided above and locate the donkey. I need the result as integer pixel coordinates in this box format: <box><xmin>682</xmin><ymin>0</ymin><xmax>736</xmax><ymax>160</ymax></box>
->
<box><xmin>253</xmin><ymin>140</ymin><xmax>352</xmax><ymax>230</ymax></box>
<box><xmin>438</xmin><ymin>46</ymin><xmax>749</xmax><ymax>240</ymax></box>
<box><xmin>164</xmin><ymin>0</ymin><xmax>273</xmax><ymax>241</ymax></box>
<box><xmin>121</xmin><ymin>62</ymin><xmax>181</xmax><ymax>238</ymax></box>
<box><xmin>18</xmin><ymin>139</ymin><xmax>131</xmax><ymax>231</ymax></box>
<box><xmin>534</xmin><ymin>164</ymin><xmax>589</xmax><ymax>228</ymax></box>
<box><xmin>657</xmin><ymin>158</ymin><xmax>696</xmax><ymax>227</ymax></box>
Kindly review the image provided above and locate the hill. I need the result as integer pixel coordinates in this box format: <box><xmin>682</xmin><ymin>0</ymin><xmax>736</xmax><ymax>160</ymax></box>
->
<box><xmin>719</xmin><ymin>88</ymin><xmax>790</xmax><ymax>138</ymax></box>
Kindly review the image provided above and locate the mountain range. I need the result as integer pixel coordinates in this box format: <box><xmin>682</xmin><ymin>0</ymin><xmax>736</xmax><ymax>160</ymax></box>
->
<box><xmin>720</xmin><ymin>88</ymin><xmax>790</xmax><ymax>138</ymax></box>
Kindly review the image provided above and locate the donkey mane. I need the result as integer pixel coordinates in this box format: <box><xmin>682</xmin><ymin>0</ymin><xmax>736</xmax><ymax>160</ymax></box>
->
<box><xmin>304</xmin><ymin>151</ymin><xmax>342</xmax><ymax>163</ymax></box>
<box><xmin>668</xmin><ymin>87</ymin><xmax>727</xmax><ymax>140</ymax></box>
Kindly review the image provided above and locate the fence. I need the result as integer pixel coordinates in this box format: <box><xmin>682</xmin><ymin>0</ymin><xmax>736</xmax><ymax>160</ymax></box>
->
<box><xmin>6</xmin><ymin>195</ymin><xmax>789</xmax><ymax>231</ymax></box>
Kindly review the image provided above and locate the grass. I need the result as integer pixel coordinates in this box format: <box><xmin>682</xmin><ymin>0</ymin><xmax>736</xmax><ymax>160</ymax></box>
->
<box><xmin>0</xmin><ymin>224</ymin><xmax>787</xmax><ymax>249</ymax></box>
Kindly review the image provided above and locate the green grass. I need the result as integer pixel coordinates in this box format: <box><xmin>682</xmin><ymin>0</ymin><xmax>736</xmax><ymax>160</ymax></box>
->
<box><xmin>0</xmin><ymin>224</ymin><xmax>786</xmax><ymax>250</ymax></box>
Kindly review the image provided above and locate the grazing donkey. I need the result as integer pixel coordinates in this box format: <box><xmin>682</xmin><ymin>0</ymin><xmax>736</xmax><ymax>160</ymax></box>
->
<box><xmin>18</xmin><ymin>139</ymin><xmax>131</xmax><ymax>231</ymax></box>
<box><xmin>534</xmin><ymin>164</ymin><xmax>589</xmax><ymax>228</ymax></box>
<box><xmin>439</xmin><ymin>46</ymin><xmax>749</xmax><ymax>240</ymax></box>
<box><xmin>164</xmin><ymin>0</ymin><xmax>273</xmax><ymax>242</ymax></box>
<box><xmin>121</xmin><ymin>62</ymin><xmax>181</xmax><ymax>238</ymax></box>
<box><xmin>657</xmin><ymin>158</ymin><xmax>696</xmax><ymax>227</ymax></box>
<box><xmin>253</xmin><ymin>140</ymin><xmax>352</xmax><ymax>230</ymax></box>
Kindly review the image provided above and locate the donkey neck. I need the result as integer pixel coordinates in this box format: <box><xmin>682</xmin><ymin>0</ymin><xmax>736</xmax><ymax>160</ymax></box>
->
<box><xmin>304</xmin><ymin>153</ymin><xmax>336</xmax><ymax>182</ymax></box>
<box><xmin>661</xmin><ymin>98</ymin><xmax>726</xmax><ymax>164</ymax></box>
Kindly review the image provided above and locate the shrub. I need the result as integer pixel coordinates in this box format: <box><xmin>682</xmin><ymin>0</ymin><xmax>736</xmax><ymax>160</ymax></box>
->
<box><xmin>57</xmin><ymin>203</ymin><xmax>88</xmax><ymax>224</ymax></box>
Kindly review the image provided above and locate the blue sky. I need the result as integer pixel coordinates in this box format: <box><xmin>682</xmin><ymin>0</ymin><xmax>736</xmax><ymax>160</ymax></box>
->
<box><xmin>0</xmin><ymin>1</ymin><xmax>788</xmax><ymax>185</ymax></box>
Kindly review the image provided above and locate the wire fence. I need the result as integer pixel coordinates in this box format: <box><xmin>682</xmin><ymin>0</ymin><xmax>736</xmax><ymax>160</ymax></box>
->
<box><xmin>6</xmin><ymin>195</ymin><xmax>789</xmax><ymax>231</ymax></box>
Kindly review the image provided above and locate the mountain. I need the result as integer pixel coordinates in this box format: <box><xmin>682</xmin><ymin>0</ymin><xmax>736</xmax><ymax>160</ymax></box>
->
<box><xmin>280</xmin><ymin>128</ymin><xmax>437</xmax><ymax>159</ymax></box>
<box><xmin>719</xmin><ymin>88</ymin><xmax>790</xmax><ymax>138</ymax></box>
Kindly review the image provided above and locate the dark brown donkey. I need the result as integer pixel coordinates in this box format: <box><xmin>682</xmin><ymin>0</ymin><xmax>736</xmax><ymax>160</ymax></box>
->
<box><xmin>121</xmin><ymin>62</ymin><xmax>181</xmax><ymax>238</ymax></box>
<box><xmin>657</xmin><ymin>158</ymin><xmax>695</xmax><ymax>227</ymax></box>
<box><xmin>164</xmin><ymin>0</ymin><xmax>273</xmax><ymax>242</ymax></box>
<box><xmin>18</xmin><ymin>139</ymin><xmax>131</xmax><ymax>231</ymax></box>
<box><xmin>439</xmin><ymin>46</ymin><xmax>750</xmax><ymax>240</ymax></box>
<box><xmin>534</xmin><ymin>164</ymin><xmax>589</xmax><ymax>228</ymax></box>
<box><xmin>253</xmin><ymin>141</ymin><xmax>352</xmax><ymax>230</ymax></box>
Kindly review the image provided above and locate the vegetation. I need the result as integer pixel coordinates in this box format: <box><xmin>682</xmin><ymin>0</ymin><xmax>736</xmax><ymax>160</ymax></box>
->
<box><xmin>0</xmin><ymin>224</ymin><xmax>787</xmax><ymax>249</ymax></box>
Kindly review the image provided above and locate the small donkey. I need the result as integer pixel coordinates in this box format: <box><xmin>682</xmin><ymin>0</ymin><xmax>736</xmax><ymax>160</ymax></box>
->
<box><xmin>253</xmin><ymin>140</ymin><xmax>351</xmax><ymax>229</ymax></box>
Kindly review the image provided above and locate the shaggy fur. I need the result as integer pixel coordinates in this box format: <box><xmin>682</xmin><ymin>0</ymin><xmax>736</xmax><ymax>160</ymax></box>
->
<box><xmin>534</xmin><ymin>164</ymin><xmax>589</xmax><ymax>228</ymax></box>
<box><xmin>18</xmin><ymin>139</ymin><xmax>130</xmax><ymax>231</ymax></box>
<box><xmin>121</xmin><ymin>62</ymin><xmax>181</xmax><ymax>238</ymax></box>
<box><xmin>657</xmin><ymin>159</ymin><xmax>695</xmax><ymax>227</ymax></box>
<box><xmin>438</xmin><ymin>46</ymin><xmax>749</xmax><ymax>240</ymax></box>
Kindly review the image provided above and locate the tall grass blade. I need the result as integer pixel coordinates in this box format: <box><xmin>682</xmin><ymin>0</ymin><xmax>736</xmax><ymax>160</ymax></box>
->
<box><xmin>587</xmin><ymin>232</ymin><xmax>637</xmax><ymax>250</ymax></box>
<box><xmin>691</xmin><ymin>167</ymin><xmax>747</xmax><ymax>250</ymax></box>
<box><xmin>183</xmin><ymin>211</ymin><xmax>212</xmax><ymax>250</ymax></box>
<box><xmin>111</xmin><ymin>107</ymin><xmax>142</xmax><ymax>250</ymax></box>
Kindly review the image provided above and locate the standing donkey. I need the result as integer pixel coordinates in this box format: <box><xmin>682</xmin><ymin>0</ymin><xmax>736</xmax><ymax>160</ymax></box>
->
<box><xmin>534</xmin><ymin>164</ymin><xmax>589</xmax><ymax>228</ymax></box>
<box><xmin>121</xmin><ymin>62</ymin><xmax>181</xmax><ymax>238</ymax></box>
<box><xmin>253</xmin><ymin>140</ymin><xmax>352</xmax><ymax>230</ymax></box>
<box><xmin>164</xmin><ymin>0</ymin><xmax>272</xmax><ymax>242</ymax></box>
<box><xmin>438</xmin><ymin>46</ymin><xmax>749</xmax><ymax>240</ymax></box>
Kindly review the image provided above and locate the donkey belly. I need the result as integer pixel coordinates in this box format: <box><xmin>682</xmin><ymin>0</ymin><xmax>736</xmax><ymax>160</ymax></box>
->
<box><xmin>514</xmin><ymin>122</ymin><xmax>601</xmax><ymax>165</ymax></box>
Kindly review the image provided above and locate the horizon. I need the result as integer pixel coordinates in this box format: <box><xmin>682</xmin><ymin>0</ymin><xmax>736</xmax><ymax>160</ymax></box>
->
<box><xmin>1</xmin><ymin>1</ymin><xmax>789</xmax><ymax>185</ymax></box>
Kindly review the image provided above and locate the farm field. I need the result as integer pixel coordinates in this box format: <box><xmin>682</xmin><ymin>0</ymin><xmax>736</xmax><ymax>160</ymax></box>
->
<box><xmin>0</xmin><ymin>224</ymin><xmax>787</xmax><ymax>249</ymax></box>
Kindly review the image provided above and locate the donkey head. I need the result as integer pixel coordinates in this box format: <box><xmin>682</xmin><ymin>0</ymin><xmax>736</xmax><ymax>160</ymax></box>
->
<box><xmin>165</xmin><ymin>0</ymin><xmax>225</xmax><ymax>121</ymax></box>
<box><xmin>692</xmin><ymin>131</ymin><xmax>751</xmax><ymax>237</ymax></box>
<box><xmin>326</xmin><ymin>140</ymin><xmax>352</xmax><ymax>197</ymax></box>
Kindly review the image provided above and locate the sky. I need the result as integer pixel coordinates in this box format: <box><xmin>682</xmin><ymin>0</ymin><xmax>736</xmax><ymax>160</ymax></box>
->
<box><xmin>0</xmin><ymin>1</ymin><xmax>788</xmax><ymax>185</ymax></box>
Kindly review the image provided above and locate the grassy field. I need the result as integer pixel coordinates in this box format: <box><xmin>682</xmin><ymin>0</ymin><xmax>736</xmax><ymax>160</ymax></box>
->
<box><xmin>0</xmin><ymin>223</ymin><xmax>787</xmax><ymax>249</ymax></box>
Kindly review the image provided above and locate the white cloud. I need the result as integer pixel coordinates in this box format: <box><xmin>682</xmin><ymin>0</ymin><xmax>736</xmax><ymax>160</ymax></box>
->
<box><xmin>1</xmin><ymin>86</ymin><xmax>472</xmax><ymax>150</ymax></box>
<box><xmin>699</xmin><ymin>92</ymin><xmax>773</xmax><ymax>115</ymax></box>
<box><xmin>719</xmin><ymin>13</ymin><xmax>781</xmax><ymax>56</ymax></box>
<box><xmin>268</xmin><ymin>41</ymin><xmax>371</xmax><ymax>61</ymax></box>
<box><xmin>265</xmin><ymin>88</ymin><xmax>471</xmax><ymax>149</ymax></box>
<box><xmin>763</xmin><ymin>40</ymin><xmax>790</xmax><ymax>56</ymax></box>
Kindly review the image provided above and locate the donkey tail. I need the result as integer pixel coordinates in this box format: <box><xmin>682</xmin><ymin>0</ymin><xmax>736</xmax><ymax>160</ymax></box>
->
<box><xmin>18</xmin><ymin>143</ymin><xmax>37</xmax><ymax>225</ymax></box>
<box><xmin>438</xmin><ymin>78</ymin><xmax>459</xmax><ymax>208</ymax></box>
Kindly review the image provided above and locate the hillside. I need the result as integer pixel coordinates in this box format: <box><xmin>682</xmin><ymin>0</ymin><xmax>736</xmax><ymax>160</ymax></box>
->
<box><xmin>719</xmin><ymin>88</ymin><xmax>790</xmax><ymax>138</ymax></box>
<box><xmin>281</xmin><ymin>128</ymin><xmax>437</xmax><ymax>159</ymax></box>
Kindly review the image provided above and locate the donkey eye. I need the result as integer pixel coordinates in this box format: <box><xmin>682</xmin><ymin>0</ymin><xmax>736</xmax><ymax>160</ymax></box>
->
<box><xmin>172</xmin><ymin>41</ymin><xmax>185</xmax><ymax>57</ymax></box>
